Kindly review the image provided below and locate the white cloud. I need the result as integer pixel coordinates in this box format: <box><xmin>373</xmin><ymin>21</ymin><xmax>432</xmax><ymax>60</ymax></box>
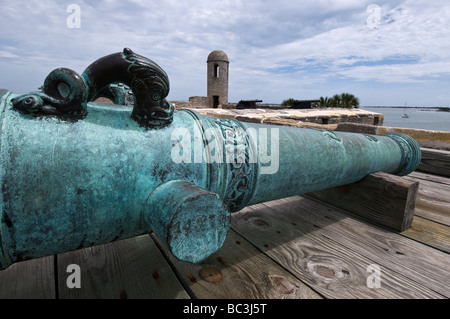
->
<box><xmin>337</xmin><ymin>61</ymin><xmax>450</xmax><ymax>83</ymax></box>
<box><xmin>0</xmin><ymin>50</ymin><xmax>18</xmax><ymax>58</ymax></box>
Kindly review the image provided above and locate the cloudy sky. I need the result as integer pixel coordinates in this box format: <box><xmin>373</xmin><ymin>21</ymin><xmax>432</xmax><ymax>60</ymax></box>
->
<box><xmin>1</xmin><ymin>0</ymin><xmax>450</xmax><ymax>106</ymax></box>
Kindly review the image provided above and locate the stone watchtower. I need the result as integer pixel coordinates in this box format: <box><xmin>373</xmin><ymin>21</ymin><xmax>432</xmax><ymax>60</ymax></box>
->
<box><xmin>207</xmin><ymin>50</ymin><xmax>229</xmax><ymax>108</ymax></box>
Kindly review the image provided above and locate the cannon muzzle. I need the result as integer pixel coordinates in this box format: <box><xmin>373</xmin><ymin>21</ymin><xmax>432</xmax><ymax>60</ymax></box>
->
<box><xmin>0</xmin><ymin>50</ymin><xmax>421</xmax><ymax>270</ymax></box>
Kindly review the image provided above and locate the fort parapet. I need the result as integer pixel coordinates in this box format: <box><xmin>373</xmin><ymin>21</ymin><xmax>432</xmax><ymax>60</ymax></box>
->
<box><xmin>185</xmin><ymin>107</ymin><xmax>384</xmax><ymax>126</ymax></box>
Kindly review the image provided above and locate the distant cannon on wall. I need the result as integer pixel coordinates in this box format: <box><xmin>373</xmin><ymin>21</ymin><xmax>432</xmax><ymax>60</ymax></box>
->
<box><xmin>236</xmin><ymin>99</ymin><xmax>263</xmax><ymax>109</ymax></box>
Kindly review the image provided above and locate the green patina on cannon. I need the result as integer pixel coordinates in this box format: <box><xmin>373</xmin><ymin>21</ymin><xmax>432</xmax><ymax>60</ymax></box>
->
<box><xmin>0</xmin><ymin>49</ymin><xmax>421</xmax><ymax>270</ymax></box>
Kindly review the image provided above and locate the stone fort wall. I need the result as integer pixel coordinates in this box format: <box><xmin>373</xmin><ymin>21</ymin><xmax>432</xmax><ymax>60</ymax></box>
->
<box><xmin>170</xmin><ymin>96</ymin><xmax>235</xmax><ymax>109</ymax></box>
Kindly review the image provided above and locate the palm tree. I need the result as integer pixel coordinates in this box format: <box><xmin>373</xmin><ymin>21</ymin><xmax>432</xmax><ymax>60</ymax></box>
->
<box><xmin>352</xmin><ymin>95</ymin><xmax>360</xmax><ymax>108</ymax></box>
<box><xmin>319</xmin><ymin>96</ymin><xmax>329</xmax><ymax>107</ymax></box>
<box><xmin>340</xmin><ymin>93</ymin><xmax>360</xmax><ymax>108</ymax></box>
<box><xmin>329</xmin><ymin>94</ymin><xmax>342</xmax><ymax>108</ymax></box>
<box><xmin>318</xmin><ymin>93</ymin><xmax>360</xmax><ymax>108</ymax></box>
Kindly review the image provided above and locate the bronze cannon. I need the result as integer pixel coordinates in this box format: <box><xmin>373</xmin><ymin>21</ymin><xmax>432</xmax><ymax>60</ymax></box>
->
<box><xmin>0</xmin><ymin>49</ymin><xmax>421</xmax><ymax>269</ymax></box>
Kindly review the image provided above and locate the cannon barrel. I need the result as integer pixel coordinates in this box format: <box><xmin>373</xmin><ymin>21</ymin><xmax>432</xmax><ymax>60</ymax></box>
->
<box><xmin>0</xmin><ymin>50</ymin><xmax>421</xmax><ymax>270</ymax></box>
<box><xmin>0</xmin><ymin>93</ymin><xmax>421</xmax><ymax>269</ymax></box>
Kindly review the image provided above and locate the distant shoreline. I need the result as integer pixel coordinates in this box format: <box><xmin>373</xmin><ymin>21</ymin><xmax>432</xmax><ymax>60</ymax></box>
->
<box><xmin>364</xmin><ymin>106</ymin><xmax>450</xmax><ymax>112</ymax></box>
<box><xmin>364</xmin><ymin>106</ymin><xmax>448</xmax><ymax>109</ymax></box>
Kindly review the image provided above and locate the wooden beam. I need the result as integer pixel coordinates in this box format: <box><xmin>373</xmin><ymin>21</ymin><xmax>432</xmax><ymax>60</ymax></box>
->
<box><xmin>418</xmin><ymin>148</ymin><xmax>450</xmax><ymax>178</ymax></box>
<box><xmin>403</xmin><ymin>172</ymin><xmax>450</xmax><ymax>226</ymax></box>
<box><xmin>305</xmin><ymin>172</ymin><xmax>419</xmax><ymax>232</ymax></box>
<box><xmin>402</xmin><ymin>216</ymin><xmax>450</xmax><ymax>253</ymax></box>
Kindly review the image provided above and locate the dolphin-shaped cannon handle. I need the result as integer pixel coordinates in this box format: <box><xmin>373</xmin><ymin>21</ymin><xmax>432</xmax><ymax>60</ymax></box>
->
<box><xmin>10</xmin><ymin>48</ymin><xmax>174</xmax><ymax>128</ymax></box>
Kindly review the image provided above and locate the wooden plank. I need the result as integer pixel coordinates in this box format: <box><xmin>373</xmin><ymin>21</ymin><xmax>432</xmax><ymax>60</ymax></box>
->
<box><xmin>403</xmin><ymin>173</ymin><xmax>450</xmax><ymax>226</ymax></box>
<box><xmin>402</xmin><ymin>216</ymin><xmax>450</xmax><ymax>253</ymax></box>
<box><xmin>306</xmin><ymin>172</ymin><xmax>418</xmax><ymax>232</ymax></box>
<box><xmin>57</xmin><ymin>235</ymin><xmax>190</xmax><ymax>299</ymax></box>
<box><xmin>263</xmin><ymin>196</ymin><xmax>450</xmax><ymax>297</ymax></box>
<box><xmin>153</xmin><ymin>230</ymin><xmax>321</xmax><ymax>299</ymax></box>
<box><xmin>0</xmin><ymin>256</ymin><xmax>56</xmax><ymax>299</ymax></box>
<box><xmin>408</xmin><ymin>171</ymin><xmax>450</xmax><ymax>186</ymax></box>
<box><xmin>232</xmin><ymin>202</ymin><xmax>443</xmax><ymax>299</ymax></box>
<box><xmin>418</xmin><ymin>148</ymin><xmax>450</xmax><ymax>178</ymax></box>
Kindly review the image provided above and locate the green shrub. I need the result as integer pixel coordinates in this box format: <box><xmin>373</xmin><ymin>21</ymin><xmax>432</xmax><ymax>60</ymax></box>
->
<box><xmin>281</xmin><ymin>98</ymin><xmax>295</xmax><ymax>107</ymax></box>
<box><xmin>317</xmin><ymin>93</ymin><xmax>359</xmax><ymax>108</ymax></box>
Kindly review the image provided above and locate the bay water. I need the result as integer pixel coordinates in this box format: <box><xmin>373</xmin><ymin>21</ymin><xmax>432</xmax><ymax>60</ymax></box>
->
<box><xmin>363</xmin><ymin>107</ymin><xmax>450</xmax><ymax>132</ymax></box>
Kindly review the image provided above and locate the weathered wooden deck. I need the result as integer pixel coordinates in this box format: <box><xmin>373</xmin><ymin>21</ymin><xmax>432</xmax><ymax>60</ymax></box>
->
<box><xmin>0</xmin><ymin>170</ymin><xmax>449</xmax><ymax>299</ymax></box>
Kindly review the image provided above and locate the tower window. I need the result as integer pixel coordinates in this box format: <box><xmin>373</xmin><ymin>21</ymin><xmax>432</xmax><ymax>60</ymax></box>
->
<box><xmin>214</xmin><ymin>64</ymin><xmax>219</xmax><ymax>78</ymax></box>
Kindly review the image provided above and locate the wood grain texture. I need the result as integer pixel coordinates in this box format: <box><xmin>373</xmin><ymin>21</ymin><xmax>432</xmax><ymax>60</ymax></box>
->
<box><xmin>409</xmin><ymin>171</ymin><xmax>450</xmax><ymax>186</ymax></box>
<box><xmin>153</xmin><ymin>230</ymin><xmax>321</xmax><ymax>299</ymax></box>
<box><xmin>0</xmin><ymin>256</ymin><xmax>55</xmax><ymax>299</ymax></box>
<box><xmin>306</xmin><ymin>172</ymin><xmax>418</xmax><ymax>232</ymax></box>
<box><xmin>232</xmin><ymin>201</ymin><xmax>444</xmax><ymax>299</ymax></box>
<box><xmin>262</xmin><ymin>196</ymin><xmax>450</xmax><ymax>297</ymax></box>
<box><xmin>402</xmin><ymin>216</ymin><xmax>450</xmax><ymax>253</ymax></box>
<box><xmin>233</xmin><ymin>206</ymin><xmax>439</xmax><ymax>299</ymax></box>
<box><xmin>57</xmin><ymin>235</ymin><xmax>190</xmax><ymax>299</ymax></box>
<box><xmin>403</xmin><ymin>172</ymin><xmax>450</xmax><ymax>226</ymax></box>
<box><xmin>418</xmin><ymin>148</ymin><xmax>450</xmax><ymax>178</ymax></box>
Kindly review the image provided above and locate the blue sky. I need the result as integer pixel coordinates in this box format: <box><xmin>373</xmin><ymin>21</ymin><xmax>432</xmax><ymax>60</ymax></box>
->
<box><xmin>1</xmin><ymin>0</ymin><xmax>450</xmax><ymax>106</ymax></box>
